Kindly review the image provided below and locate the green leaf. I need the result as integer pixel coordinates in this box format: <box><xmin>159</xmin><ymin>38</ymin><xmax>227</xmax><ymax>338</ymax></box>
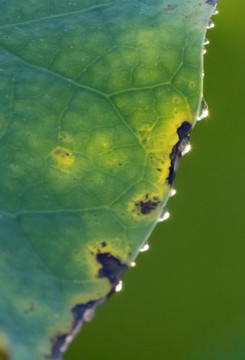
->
<box><xmin>0</xmin><ymin>0</ymin><xmax>217</xmax><ymax>359</ymax></box>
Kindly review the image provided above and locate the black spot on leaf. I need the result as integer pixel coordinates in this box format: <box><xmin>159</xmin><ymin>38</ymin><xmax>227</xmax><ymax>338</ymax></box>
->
<box><xmin>167</xmin><ymin>121</ymin><xmax>192</xmax><ymax>185</ymax></box>
<box><xmin>206</xmin><ymin>0</ymin><xmax>217</xmax><ymax>5</ymax></box>
<box><xmin>135</xmin><ymin>198</ymin><xmax>160</xmax><ymax>215</ymax></box>
<box><xmin>97</xmin><ymin>253</ymin><xmax>128</xmax><ymax>287</ymax></box>
<box><xmin>72</xmin><ymin>300</ymin><xmax>98</xmax><ymax>328</ymax></box>
<box><xmin>176</xmin><ymin>121</ymin><xmax>192</xmax><ymax>141</ymax></box>
<box><xmin>48</xmin><ymin>298</ymin><xmax>104</xmax><ymax>359</ymax></box>
<box><xmin>47</xmin><ymin>334</ymin><xmax>67</xmax><ymax>360</ymax></box>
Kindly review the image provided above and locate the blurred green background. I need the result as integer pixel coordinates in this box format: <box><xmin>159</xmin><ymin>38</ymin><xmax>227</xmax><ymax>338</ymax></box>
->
<box><xmin>66</xmin><ymin>1</ymin><xmax>245</xmax><ymax>359</ymax></box>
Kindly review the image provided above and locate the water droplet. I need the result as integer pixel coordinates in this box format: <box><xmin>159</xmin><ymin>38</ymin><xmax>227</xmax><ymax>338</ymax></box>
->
<box><xmin>158</xmin><ymin>209</ymin><xmax>170</xmax><ymax>222</ymax></box>
<box><xmin>65</xmin><ymin>334</ymin><xmax>73</xmax><ymax>345</ymax></box>
<box><xmin>202</xmin><ymin>49</ymin><xmax>207</xmax><ymax>55</ymax></box>
<box><xmin>214</xmin><ymin>9</ymin><xmax>219</xmax><ymax>15</ymax></box>
<box><xmin>197</xmin><ymin>98</ymin><xmax>209</xmax><ymax>121</ymax></box>
<box><xmin>130</xmin><ymin>261</ymin><xmax>136</xmax><ymax>267</ymax></box>
<box><xmin>181</xmin><ymin>143</ymin><xmax>191</xmax><ymax>156</ymax></box>
<box><xmin>207</xmin><ymin>20</ymin><xmax>215</xmax><ymax>29</ymax></box>
<box><xmin>140</xmin><ymin>243</ymin><xmax>150</xmax><ymax>252</ymax></box>
<box><xmin>204</xmin><ymin>38</ymin><xmax>210</xmax><ymax>46</ymax></box>
<box><xmin>83</xmin><ymin>308</ymin><xmax>95</xmax><ymax>322</ymax></box>
<box><xmin>115</xmin><ymin>280</ymin><xmax>123</xmax><ymax>292</ymax></box>
<box><xmin>170</xmin><ymin>188</ymin><xmax>177</xmax><ymax>197</ymax></box>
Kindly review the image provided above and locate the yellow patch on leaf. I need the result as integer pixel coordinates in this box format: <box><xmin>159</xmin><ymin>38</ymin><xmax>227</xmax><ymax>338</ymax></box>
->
<box><xmin>52</xmin><ymin>147</ymin><xmax>75</xmax><ymax>172</ymax></box>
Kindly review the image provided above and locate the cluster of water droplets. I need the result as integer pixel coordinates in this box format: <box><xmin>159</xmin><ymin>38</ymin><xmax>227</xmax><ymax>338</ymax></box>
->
<box><xmin>203</xmin><ymin>9</ymin><xmax>218</xmax><ymax>61</ymax></box>
<box><xmin>202</xmin><ymin>38</ymin><xmax>210</xmax><ymax>55</ymax></box>
<box><xmin>116</xmin><ymin>10</ymin><xmax>218</xmax><ymax>294</ymax></box>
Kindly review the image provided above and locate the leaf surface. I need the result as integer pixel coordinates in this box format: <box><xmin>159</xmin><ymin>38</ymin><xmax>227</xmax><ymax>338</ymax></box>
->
<box><xmin>0</xmin><ymin>0</ymin><xmax>217</xmax><ymax>359</ymax></box>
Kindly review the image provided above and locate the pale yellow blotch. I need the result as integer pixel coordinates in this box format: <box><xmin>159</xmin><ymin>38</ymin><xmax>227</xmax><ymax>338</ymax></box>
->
<box><xmin>86</xmin><ymin>240</ymin><xmax>124</xmax><ymax>278</ymax></box>
<box><xmin>73</xmin><ymin>239</ymin><xmax>129</xmax><ymax>290</ymax></box>
<box><xmin>135</xmin><ymin>28</ymin><xmax>156</xmax><ymax>46</ymax></box>
<box><xmin>86</xmin><ymin>132</ymin><xmax>113</xmax><ymax>157</ymax></box>
<box><xmin>0</xmin><ymin>333</ymin><xmax>9</xmax><ymax>360</ymax></box>
<box><xmin>139</xmin><ymin>124</ymin><xmax>154</xmax><ymax>133</ymax></box>
<box><xmin>69</xmin><ymin>240</ymin><xmax>129</xmax><ymax>305</ymax></box>
<box><xmin>102</xmin><ymin>153</ymin><xmax>119</xmax><ymax>168</ymax></box>
<box><xmin>52</xmin><ymin>146</ymin><xmax>74</xmax><ymax>172</ymax></box>
<box><xmin>68</xmin><ymin>290</ymin><xmax>108</xmax><ymax>311</ymax></box>
<box><xmin>156</xmin><ymin>162</ymin><xmax>172</xmax><ymax>184</ymax></box>
<box><xmin>87</xmin><ymin>240</ymin><xmax>129</xmax><ymax>265</ymax></box>
<box><xmin>132</xmin><ymin>102</ymin><xmax>193</xmax><ymax>207</ymax></box>
<box><xmin>143</xmin><ymin>105</ymin><xmax>193</xmax><ymax>187</ymax></box>
<box><xmin>59</xmin><ymin>132</ymin><xmax>72</xmax><ymax>143</ymax></box>
<box><xmin>138</xmin><ymin>124</ymin><xmax>154</xmax><ymax>143</ymax></box>
<box><xmin>48</xmin><ymin>238</ymin><xmax>129</xmax><ymax>357</ymax></box>
<box><xmin>147</xmin><ymin>109</ymin><xmax>192</xmax><ymax>154</ymax></box>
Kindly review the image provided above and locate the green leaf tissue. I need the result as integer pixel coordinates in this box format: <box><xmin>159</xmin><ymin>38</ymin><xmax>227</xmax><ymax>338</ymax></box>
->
<box><xmin>0</xmin><ymin>0</ymin><xmax>218</xmax><ymax>359</ymax></box>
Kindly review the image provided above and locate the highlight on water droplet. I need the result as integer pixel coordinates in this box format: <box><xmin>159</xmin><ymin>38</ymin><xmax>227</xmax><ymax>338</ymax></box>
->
<box><xmin>196</xmin><ymin>98</ymin><xmax>209</xmax><ymax>121</ymax></box>
<box><xmin>83</xmin><ymin>308</ymin><xmax>95</xmax><ymax>322</ymax></box>
<box><xmin>204</xmin><ymin>38</ymin><xmax>210</xmax><ymax>45</ymax></box>
<box><xmin>170</xmin><ymin>188</ymin><xmax>177</xmax><ymax>197</ymax></box>
<box><xmin>115</xmin><ymin>280</ymin><xmax>123</xmax><ymax>292</ymax></box>
<box><xmin>130</xmin><ymin>261</ymin><xmax>136</xmax><ymax>267</ymax></box>
<box><xmin>214</xmin><ymin>9</ymin><xmax>219</xmax><ymax>15</ymax></box>
<box><xmin>207</xmin><ymin>20</ymin><xmax>215</xmax><ymax>29</ymax></box>
<box><xmin>158</xmin><ymin>208</ymin><xmax>170</xmax><ymax>222</ymax></box>
<box><xmin>202</xmin><ymin>49</ymin><xmax>207</xmax><ymax>55</ymax></box>
<box><xmin>181</xmin><ymin>143</ymin><xmax>191</xmax><ymax>156</ymax></box>
<box><xmin>140</xmin><ymin>243</ymin><xmax>150</xmax><ymax>252</ymax></box>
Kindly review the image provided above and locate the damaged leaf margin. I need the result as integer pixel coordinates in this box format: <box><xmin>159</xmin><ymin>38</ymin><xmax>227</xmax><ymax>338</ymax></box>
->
<box><xmin>0</xmin><ymin>0</ymin><xmax>218</xmax><ymax>359</ymax></box>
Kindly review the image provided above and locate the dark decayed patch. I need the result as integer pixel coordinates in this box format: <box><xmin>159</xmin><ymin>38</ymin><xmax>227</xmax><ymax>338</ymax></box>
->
<box><xmin>135</xmin><ymin>198</ymin><xmax>160</xmax><ymax>215</ymax></box>
<box><xmin>206</xmin><ymin>0</ymin><xmax>218</xmax><ymax>5</ymax></box>
<box><xmin>47</xmin><ymin>334</ymin><xmax>67</xmax><ymax>360</ymax></box>
<box><xmin>97</xmin><ymin>252</ymin><xmax>128</xmax><ymax>287</ymax></box>
<box><xmin>72</xmin><ymin>300</ymin><xmax>97</xmax><ymax>328</ymax></box>
<box><xmin>48</xmin><ymin>253</ymin><xmax>128</xmax><ymax>359</ymax></box>
<box><xmin>48</xmin><ymin>298</ymin><xmax>103</xmax><ymax>359</ymax></box>
<box><xmin>47</xmin><ymin>119</ymin><xmax>191</xmax><ymax>359</ymax></box>
<box><xmin>166</xmin><ymin>121</ymin><xmax>192</xmax><ymax>185</ymax></box>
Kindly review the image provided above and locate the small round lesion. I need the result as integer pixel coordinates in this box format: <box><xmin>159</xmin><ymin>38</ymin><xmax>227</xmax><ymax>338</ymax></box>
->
<box><xmin>52</xmin><ymin>146</ymin><xmax>75</xmax><ymax>171</ymax></box>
